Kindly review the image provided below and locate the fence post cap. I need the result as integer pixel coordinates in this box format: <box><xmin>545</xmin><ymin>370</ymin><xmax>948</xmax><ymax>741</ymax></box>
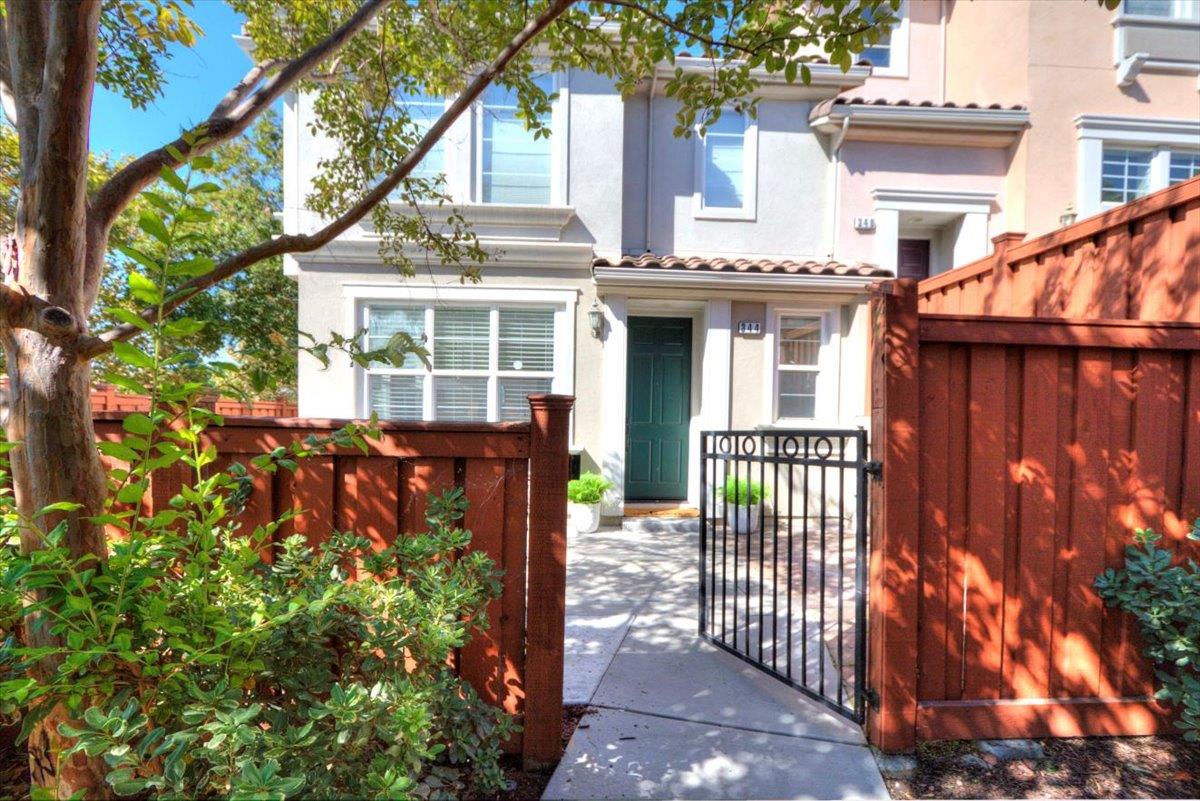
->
<box><xmin>527</xmin><ymin>394</ymin><xmax>575</xmax><ymax>411</ymax></box>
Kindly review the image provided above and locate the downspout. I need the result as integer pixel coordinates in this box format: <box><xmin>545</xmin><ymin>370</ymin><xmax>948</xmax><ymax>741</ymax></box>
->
<box><xmin>644</xmin><ymin>70</ymin><xmax>657</xmax><ymax>253</ymax></box>
<box><xmin>830</xmin><ymin>115</ymin><xmax>851</xmax><ymax>259</ymax></box>
<box><xmin>939</xmin><ymin>0</ymin><xmax>947</xmax><ymax>104</ymax></box>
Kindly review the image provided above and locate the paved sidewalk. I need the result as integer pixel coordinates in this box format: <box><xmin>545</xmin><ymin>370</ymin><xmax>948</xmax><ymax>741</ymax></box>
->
<box><xmin>547</xmin><ymin>524</ymin><xmax>888</xmax><ymax>800</ymax></box>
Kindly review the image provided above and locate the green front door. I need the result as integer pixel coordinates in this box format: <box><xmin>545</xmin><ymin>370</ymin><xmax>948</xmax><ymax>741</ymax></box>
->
<box><xmin>625</xmin><ymin>316</ymin><xmax>691</xmax><ymax>500</ymax></box>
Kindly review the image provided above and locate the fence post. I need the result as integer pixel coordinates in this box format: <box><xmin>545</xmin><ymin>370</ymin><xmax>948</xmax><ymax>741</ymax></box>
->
<box><xmin>867</xmin><ymin>278</ymin><xmax>921</xmax><ymax>753</ymax></box>
<box><xmin>523</xmin><ymin>393</ymin><xmax>574</xmax><ymax>769</ymax></box>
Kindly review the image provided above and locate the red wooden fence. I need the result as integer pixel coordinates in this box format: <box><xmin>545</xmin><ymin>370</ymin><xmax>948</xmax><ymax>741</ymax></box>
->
<box><xmin>868</xmin><ymin>178</ymin><xmax>1200</xmax><ymax>752</ymax></box>
<box><xmin>93</xmin><ymin>395</ymin><xmax>573</xmax><ymax>768</ymax></box>
<box><xmin>88</xmin><ymin>384</ymin><xmax>298</xmax><ymax>417</ymax></box>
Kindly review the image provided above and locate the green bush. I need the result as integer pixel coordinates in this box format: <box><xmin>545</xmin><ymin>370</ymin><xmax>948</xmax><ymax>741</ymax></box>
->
<box><xmin>566</xmin><ymin>473</ymin><xmax>612</xmax><ymax>506</ymax></box>
<box><xmin>0</xmin><ymin>151</ymin><xmax>512</xmax><ymax>799</ymax></box>
<box><xmin>718</xmin><ymin>476</ymin><xmax>768</xmax><ymax>507</ymax></box>
<box><xmin>1095</xmin><ymin>521</ymin><xmax>1200</xmax><ymax>742</ymax></box>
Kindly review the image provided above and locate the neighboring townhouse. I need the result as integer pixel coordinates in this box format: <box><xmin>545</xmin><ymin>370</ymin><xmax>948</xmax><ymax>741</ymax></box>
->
<box><xmin>284</xmin><ymin>58</ymin><xmax>885</xmax><ymax>518</ymax></box>
<box><xmin>824</xmin><ymin>0</ymin><xmax>1200</xmax><ymax>279</ymax></box>
<box><xmin>282</xmin><ymin>0</ymin><xmax>1199</xmax><ymax>520</ymax></box>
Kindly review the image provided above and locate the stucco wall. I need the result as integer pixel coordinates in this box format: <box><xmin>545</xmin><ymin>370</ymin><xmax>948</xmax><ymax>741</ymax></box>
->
<box><xmin>641</xmin><ymin>97</ymin><xmax>831</xmax><ymax>259</ymax></box>
<box><xmin>853</xmin><ymin>0</ymin><xmax>947</xmax><ymax>103</ymax></box>
<box><xmin>836</xmin><ymin>141</ymin><xmax>1010</xmax><ymax>265</ymax></box>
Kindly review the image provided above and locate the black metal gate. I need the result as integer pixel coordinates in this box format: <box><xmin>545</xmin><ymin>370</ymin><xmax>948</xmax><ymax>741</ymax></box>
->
<box><xmin>699</xmin><ymin>429</ymin><xmax>871</xmax><ymax>723</ymax></box>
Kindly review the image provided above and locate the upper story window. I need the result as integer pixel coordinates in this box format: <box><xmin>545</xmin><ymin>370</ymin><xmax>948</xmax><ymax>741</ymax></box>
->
<box><xmin>1123</xmin><ymin>0</ymin><xmax>1200</xmax><ymax>19</ymax></box>
<box><xmin>480</xmin><ymin>75</ymin><xmax>554</xmax><ymax>205</ymax></box>
<box><xmin>363</xmin><ymin>302</ymin><xmax>559</xmax><ymax>422</ymax></box>
<box><xmin>399</xmin><ymin>90</ymin><xmax>446</xmax><ymax>185</ymax></box>
<box><xmin>857</xmin><ymin>0</ymin><xmax>909</xmax><ymax>77</ymax></box>
<box><xmin>1170</xmin><ymin>150</ymin><xmax>1200</xmax><ymax>183</ymax></box>
<box><xmin>1101</xmin><ymin>147</ymin><xmax>1152</xmax><ymax>204</ymax></box>
<box><xmin>693</xmin><ymin>110</ymin><xmax>758</xmax><ymax>220</ymax></box>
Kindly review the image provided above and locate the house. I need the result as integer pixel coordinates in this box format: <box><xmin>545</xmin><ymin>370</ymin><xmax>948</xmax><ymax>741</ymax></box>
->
<box><xmin>282</xmin><ymin>0</ymin><xmax>1199</xmax><ymax>519</ymax></box>
<box><xmin>824</xmin><ymin>0</ymin><xmax>1200</xmax><ymax>278</ymax></box>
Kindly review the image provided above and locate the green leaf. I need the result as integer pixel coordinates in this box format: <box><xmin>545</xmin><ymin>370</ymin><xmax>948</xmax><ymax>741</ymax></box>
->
<box><xmin>159</xmin><ymin>166</ymin><xmax>188</xmax><ymax>194</ymax></box>
<box><xmin>137</xmin><ymin>210</ymin><xmax>171</xmax><ymax>245</ymax></box>
<box><xmin>117</xmin><ymin>482</ymin><xmax>148</xmax><ymax>505</ymax></box>
<box><xmin>105</xmin><ymin>307</ymin><xmax>153</xmax><ymax>332</ymax></box>
<box><xmin>121</xmin><ymin>413</ymin><xmax>155</xmax><ymax>436</ymax></box>
<box><xmin>33</xmin><ymin>501</ymin><xmax>84</xmax><ymax>518</ymax></box>
<box><xmin>163</xmin><ymin>318</ymin><xmax>207</xmax><ymax>338</ymax></box>
<box><xmin>111</xmin><ymin>341</ymin><xmax>156</xmax><ymax>370</ymax></box>
<box><xmin>115</xmin><ymin>244</ymin><xmax>161</xmax><ymax>273</ymax></box>
<box><xmin>127</xmin><ymin>271</ymin><xmax>163</xmax><ymax>305</ymax></box>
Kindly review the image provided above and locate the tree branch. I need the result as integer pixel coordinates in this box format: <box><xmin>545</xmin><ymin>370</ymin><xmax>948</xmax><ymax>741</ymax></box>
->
<box><xmin>89</xmin><ymin>0</ymin><xmax>395</xmax><ymax>237</ymax></box>
<box><xmin>0</xmin><ymin>284</ymin><xmax>104</xmax><ymax>355</ymax></box>
<box><xmin>87</xmin><ymin>0</ymin><xmax>576</xmax><ymax>356</ymax></box>
<box><xmin>4</xmin><ymin>0</ymin><xmax>48</xmax><ymax>178</ymax></box>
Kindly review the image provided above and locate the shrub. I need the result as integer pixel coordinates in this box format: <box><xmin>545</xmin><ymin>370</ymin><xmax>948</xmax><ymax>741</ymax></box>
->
<box><xmin>566</xmin><ymin>473</ymin><xmax>612</xmax><ymax>506</ymax></box>
<box><xmin>718</xmin><ymin>476</ymin><xmax>768</xmax><ymax>507</ymax></box>
<box><xmin>0</xmin><ymin>153</ymin><xmax>512</xmax><ymax>799</ymax></box>
<box><xmin>1095</xmin><ymin>521</ymin><xmax>1200</xmax><ymax>742</ymax></box>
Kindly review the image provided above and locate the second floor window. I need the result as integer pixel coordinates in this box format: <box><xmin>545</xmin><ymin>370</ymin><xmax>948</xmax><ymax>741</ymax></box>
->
<box><xmin>1101</xmin><ymin>148</ymin><xmax>1152</xmax><ymax>204</ymax></box>
<box><xmin>702</xmin><ymin>113</ymin><xmax>747</xmax><ymax>209</ymax></box>
<box><xmin>481</xmin><ymin>75</ymin><xmax>554</xmax><ymax>205</ymax></box>
<box><xmin>399</xmin><ymin>90</ymin><xmax>446</xmax><ymax>185</ymax></box>
<box><xmin>1123</xmin><ymin>0</ymin><xmax>1200</xmax><ymax>18</ymax></box>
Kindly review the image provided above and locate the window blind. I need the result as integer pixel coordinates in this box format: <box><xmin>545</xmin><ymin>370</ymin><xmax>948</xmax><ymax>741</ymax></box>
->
<box><xmin>498</xmin><ymin>308</ymin><xmax>554</xmax><ymax>371</ymax></box>
<box><xmin>433</xmin><ymin>307</ymin><xmax>490</xmax><ymax>370</ymax></box>
<box><xmin>498</xmin><ymin>377</ymin><xmax>553</xmax><ymax>421</ymax></box>
<box><xmin>368</xmin><ymin>374</ymin><xmax>423</xmax><ymax>420</ymax></box>
<box><xmin>366</xmin><ymin>306</ymin><xmax>425</xmax><ymax>368</ymax></box>
<box><xmin>434</xmin><ymin>376</ymin><xmax>488</xmax><ymax>421</ymax></box>
<box><xmin>780</xmin><ymin>317</ymin><xmax>821</xmax><ymax>366</ymax></box>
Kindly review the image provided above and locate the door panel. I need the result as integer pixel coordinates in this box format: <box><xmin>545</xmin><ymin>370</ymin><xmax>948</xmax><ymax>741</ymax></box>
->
<box><xmin>625</xmin><ymin>317</ymin><xmax>692</xmax><ymax>500</ymax></box>
<box><xmin>897</xmin><ymin>238</ymin><xmax>931</xmax><ymax>280</ymax></box>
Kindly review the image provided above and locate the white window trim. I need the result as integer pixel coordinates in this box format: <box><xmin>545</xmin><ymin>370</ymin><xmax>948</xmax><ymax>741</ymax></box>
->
<box><xmin>472</xmin><ymin>72</ymin><xmax>568</xmax><ymax>207</ymax></box>
<box><xmin>342</xmin><ymin>284</ymin><xmax>577</xmax><ymax>422</ymax></box>
<box><xmin>1076</xmin><ymin>114</ymin><xmax>1200</xmax><ymax>216</ymax></box>
<box><xmin>761</xmin><ymin>305</ymin><xmax>841</xmax><ymax>427</ymax></box>
<box><xmin>861</xmin><ymin>0</ymin><xmax>910</xmax><ymax>78</ymax></box>
<box><xmin>691</xmin><ymin>109</ymin><xmax>759</xmax><ymax>221</ymax></box>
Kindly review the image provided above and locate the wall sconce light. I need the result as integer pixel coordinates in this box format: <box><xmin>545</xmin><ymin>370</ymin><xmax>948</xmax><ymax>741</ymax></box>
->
<box><xmin>588</xmin><ymin>299</ymin><xmax>604</xmax><ymax>338</ymax></box>
<box><xmin>1059</xmin><ymin>203</ymin><xmax>1077</xmax><ymax>228</ymax></box>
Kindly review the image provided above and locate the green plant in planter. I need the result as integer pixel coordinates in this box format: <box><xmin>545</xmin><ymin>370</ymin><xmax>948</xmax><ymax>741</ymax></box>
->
<box><xmin>567</xmin><ymin>473</ymin><xmax>613</xmax><ymax>506</ymax></box>
<box><xmin>718</xmin><ymin>476</ymin><xmax>769</xmax><ymax>507</ymax></box>
<box><xmin>1095</xmin><ymin>520</ymin><xmax>1200</xmax><ymax>742</ymax></box>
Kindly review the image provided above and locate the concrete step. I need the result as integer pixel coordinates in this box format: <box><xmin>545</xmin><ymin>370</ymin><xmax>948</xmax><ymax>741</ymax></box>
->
<box><xmin>621</xmin><ymin>516</ymin><xmax>700</xmax><ymax>534</ymax></box>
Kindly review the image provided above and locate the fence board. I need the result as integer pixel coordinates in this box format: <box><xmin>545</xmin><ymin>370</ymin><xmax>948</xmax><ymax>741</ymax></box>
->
<box><xmin>90</xmin><ymin>407</ymin><xmax>571</xmax><ymax>764</ymax></box>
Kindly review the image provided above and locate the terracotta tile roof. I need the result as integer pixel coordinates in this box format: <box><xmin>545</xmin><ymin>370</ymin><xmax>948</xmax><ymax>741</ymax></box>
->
<box><xmin>812</xmin><ymin>96</ymin><xmax>1027</xmax><ymax>118</ymax></box>
<box><xmin>592</xmin><ymin>253</ymin><xmax>889</xmax><ymax>277</ymax></box>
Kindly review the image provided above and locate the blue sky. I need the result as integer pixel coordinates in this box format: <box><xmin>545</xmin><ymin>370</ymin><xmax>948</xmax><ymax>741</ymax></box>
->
<box><xmin>89</xmin><ymin>1</ymin><xmax>255</xmax><ymax>159</ymax></box>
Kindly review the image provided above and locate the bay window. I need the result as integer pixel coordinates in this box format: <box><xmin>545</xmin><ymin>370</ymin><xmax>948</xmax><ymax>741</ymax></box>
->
<box><xmin>362</xmin><ymin>302</ymin><xmax>559</xmax><ymax>422</ymax></box>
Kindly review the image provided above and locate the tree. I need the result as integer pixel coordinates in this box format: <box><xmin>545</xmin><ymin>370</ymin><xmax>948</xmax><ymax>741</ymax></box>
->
<box><xmin>0</xmin><ymin>0</ymin><xmax>905</xmax><ymax>795</ymax></box>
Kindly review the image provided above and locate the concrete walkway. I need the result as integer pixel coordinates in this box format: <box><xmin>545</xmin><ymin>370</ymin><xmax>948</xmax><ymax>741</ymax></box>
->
<box><xmin>547</xmin><ymin>522</ymin><xmax>888</xmax><ymax>800</ymax></box>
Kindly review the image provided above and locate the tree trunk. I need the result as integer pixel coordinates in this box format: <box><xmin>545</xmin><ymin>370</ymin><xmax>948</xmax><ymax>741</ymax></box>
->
<box><xmin>5</xmin><ymin>328</ymin><xmax>111</xmax><ymax>798</ymax></box>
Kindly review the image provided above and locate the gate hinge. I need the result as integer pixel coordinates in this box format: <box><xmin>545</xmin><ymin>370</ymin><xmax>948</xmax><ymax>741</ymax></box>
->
<box><xmin>864</xmin><ymin>460</ymin><xmax>883</xmax><ymax>481</ymax></box>
<box><xmin>863</xmin><ymin>686</ymin><xmax>881</xmax><ymax>710</ymax></box>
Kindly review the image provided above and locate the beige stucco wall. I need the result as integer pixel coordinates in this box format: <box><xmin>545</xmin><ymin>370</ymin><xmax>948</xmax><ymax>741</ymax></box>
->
<box><xmin>854</xmin><ymin>0</ymin><xmax>947</xmax><ymax>103</ymax></box>
<box><xmin>836</xmin><ymin>140</ymin><xmax>1011</xmax><ymax>266</ymax></box>
<box><xmin>730</xmin><ymin>301</ymin><xmax>765</xmax><ymax>429</ymax></box>
<box><xmin>943</xmin><ymin>0</ymin><xmax>1200</xmax><ymax>238</ymax></box>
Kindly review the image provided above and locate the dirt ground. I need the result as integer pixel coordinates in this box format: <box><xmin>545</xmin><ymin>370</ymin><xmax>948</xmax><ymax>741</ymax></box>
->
<box><xmin>0</xmin><ymin>708</ymin><xmax>593</xmax><ymax>801</ymax></box>
<box><xmin>885</xmin><ymin>736</ymin><xmax>1200</xmax><ymax>800</ymax></box>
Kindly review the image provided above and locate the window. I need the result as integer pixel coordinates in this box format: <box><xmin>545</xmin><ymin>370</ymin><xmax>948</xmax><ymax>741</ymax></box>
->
<box><xmin>363</xmin><ymin>303</ymin><xmax>556</xmax><ymax>422</ymax></box>
<box><xmin>702</xmin><ymin>113</ymin><xmax>746</xmax><ymax>209</ymax></box>
<box><xmin>1101</xmin><ymin>148</ymin><xmax>1153</xmax><ymax>204</ymax></box>
<box><xmin>859</xmin><ymin>5</ymin><xmax>893</xmax><ymax>68</ymax></box>
<box><xmin>398</xmin><ymin>90</ymin><xmax>445</xmax><ymax>185</ymax></box>
<box><xmin>693</xmin><ymin>110</ymin><xmax>757</xmax><ymax>218</ymax></box>
<box><xmin>1123</xmin><ymin>0</ymin><xmax>1200</xmax><ymax>19</ymax></box>
<box><xmin>776</xmin><ymin>316</ymin><xmax>821</xmax><ymax>420</ymax></box>
<box><xmin>481</xmin><ymin>75</ymin><xmax>554</xmax><ymax>204</ymax></box>
<box><xmin>1170</xmin><ymin>151</ymin><xmax>1200</xmax><ymax>184</ymax></box>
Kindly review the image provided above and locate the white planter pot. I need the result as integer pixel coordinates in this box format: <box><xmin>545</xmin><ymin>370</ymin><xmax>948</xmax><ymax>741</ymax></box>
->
<box><xmin>569</xmin><ymin>502</ymin><xmax>601</xmax><ymax>534</ymax></box>
<box><xmin>725</xmin><ymin>504</ymin><xmax>760</xmax><ymax>535</ymax></box>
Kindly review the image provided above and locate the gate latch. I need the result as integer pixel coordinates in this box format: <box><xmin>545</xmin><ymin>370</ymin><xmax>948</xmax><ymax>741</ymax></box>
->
<box><xmin>864</xmin><ymin>460</ymin><xmax>883</xmax><ymax>481</ymax></box>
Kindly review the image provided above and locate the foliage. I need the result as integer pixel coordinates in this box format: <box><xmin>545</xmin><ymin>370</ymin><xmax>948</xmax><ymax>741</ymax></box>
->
<box><xmin>1095</xmin><ymin>521</ymin><xmax>1200</xmax><ymax>741</ymax></box>
<box><xmin>0</xmin><ymin>155</ymin><xmax>511</xmax><ymax>798</ymax></box>
<box><xmin>718</xmin><ymin>476</ymin><xmax>768</xmax><ymax>507</ymax></box>
<box><xmin>567</xmin><ymin>472</ymin><xmax>613</xmax><ymax>506</ymax></box>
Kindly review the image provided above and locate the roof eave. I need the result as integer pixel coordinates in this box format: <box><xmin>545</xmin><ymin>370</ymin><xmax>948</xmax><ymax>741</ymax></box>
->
<box><xmin>811</xmin><ymin>106</ymin><xmax>1030</xmax><ymax>136</ymax></box>
<box><xmin>655</xmin><ymin>58</ymin><xmax>870</xmax><ymax>97</ymax></box>
<box><xmin>592</xmin><ymin>266</ymin><xmax>886</xmax><ymax>291</ymax></box>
